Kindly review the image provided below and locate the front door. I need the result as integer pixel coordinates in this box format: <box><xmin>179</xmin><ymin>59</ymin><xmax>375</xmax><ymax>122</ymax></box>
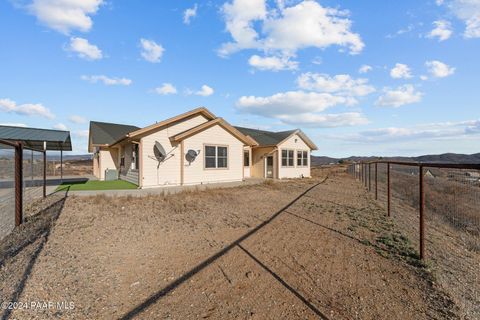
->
<box><xmin>266</xmin><ymin>156</ymin><xmax>274</xmax><ymax>178</ymax></box>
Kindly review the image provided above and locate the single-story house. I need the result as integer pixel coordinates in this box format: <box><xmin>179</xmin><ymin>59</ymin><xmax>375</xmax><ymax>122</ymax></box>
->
<box><xmin>88</xmin><ymin>107</ymin><xmax>317</xmax><ymax>188</ymax></box>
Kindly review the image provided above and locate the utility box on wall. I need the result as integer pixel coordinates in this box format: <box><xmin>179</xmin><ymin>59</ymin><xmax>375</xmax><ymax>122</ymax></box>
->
<box><xmin>105</xmin><ymin>169</ymin><xmax>118</xmax><ymax>181</ymax></box>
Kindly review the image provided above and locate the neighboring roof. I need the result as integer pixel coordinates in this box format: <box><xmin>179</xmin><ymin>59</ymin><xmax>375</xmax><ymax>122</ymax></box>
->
<box><xmin>126</xmin><ymin>107</ymin><xmax>217</xmax><ymax>140</ymax></box>
<box><xmin>234</xmin><ymin>126</ymin><xmax>318</xmax><ymax>150</ymax></box>
<box><xmin>89</xmin><ymin>121</ymin><xmax>139</xmax><ymax>151</ymax></box>
<box><xmin>234</xmin><ymin>127</ymin><xmax>296</xmax><ymax>147</ymax></box>
<box><xmin>170</xmin><ymin>118</ymin><xmax>258</xmax><ymax>146</ymax></box>
<box><xmin>0</xmin><ymin>125</ymin><xmax>72</xmax><ymax>151</ymax></box>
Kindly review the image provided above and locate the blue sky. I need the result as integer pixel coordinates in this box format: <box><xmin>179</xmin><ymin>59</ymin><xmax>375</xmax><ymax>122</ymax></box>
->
<box><xmin>1</xmin><ymin>0</ymin><xmax>479</xmax><ymax>157</ymax></box>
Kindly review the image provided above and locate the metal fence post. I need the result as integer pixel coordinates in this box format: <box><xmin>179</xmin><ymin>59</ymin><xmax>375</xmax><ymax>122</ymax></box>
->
<box><xmin>15</xmin><ymin>142</ymin><xmax>23</xmax><ymax>226</ymax></box>
<box><xmin>419</xmin><ymin>165</ymin><xmax>425</xmax><ymax>260</ymax></box>
<box><xmin>375</xmin><ymin>162</ymin><xmax>378</xmax><ymax>200</ymax></box>
<box><xmin>361</xmin><ymin>163</ymin><xmax>363</xmax><ymax>184</ymax></box>
<box><xmin>387</xmin><ymin>163</ymin><xmax>391</xmax><ymax>217</ymax></box>
<box><xmin>368</xmin><ymin>163</ymin><xmax>372</xmax><ymax>192</ymax></box>
<box><xmin>43</xmin><ymin>149</ymin><xmax>46</xmax><ymax>198</ymax></box>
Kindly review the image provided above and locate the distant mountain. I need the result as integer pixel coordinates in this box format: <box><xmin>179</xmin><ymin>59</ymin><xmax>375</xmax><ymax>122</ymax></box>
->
<box><xmin>47</xmin><ymin>154</ymin><xmax>92</xmax><ymax>161</ymax></box>
<box><xmin>310</xmin><ymin>156</ymin><xmax>339</xmax><ymax>165</ymax></box>
<box><xmin>311</xmin><ymin>153</ymin><xmax>480</xmax><ymax>165</ymax></box>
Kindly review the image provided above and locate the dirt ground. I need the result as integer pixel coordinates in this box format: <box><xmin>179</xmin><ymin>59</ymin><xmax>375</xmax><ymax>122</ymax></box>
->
<box><xmin>1</xmin><ymin>167</ymin><xmax>461</xmax><ymax>319</ymax></box>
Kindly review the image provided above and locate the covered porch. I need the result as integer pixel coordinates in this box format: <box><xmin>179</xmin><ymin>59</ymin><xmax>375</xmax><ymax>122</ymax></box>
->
<box><xmin>244</xmin><ymin>146</ymin><xmax>279</xmax><ymax>179</ymax></box>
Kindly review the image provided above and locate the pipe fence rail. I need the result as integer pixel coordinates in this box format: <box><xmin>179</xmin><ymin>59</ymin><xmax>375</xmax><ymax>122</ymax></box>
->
<box><xmin>347</xmin><ymin>160</ymin><xmax>480</xmax><ymax>317</ymax></box>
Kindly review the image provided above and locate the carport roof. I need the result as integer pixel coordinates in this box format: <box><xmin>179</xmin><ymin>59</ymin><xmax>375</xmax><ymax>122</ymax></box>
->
<box><xmin>0</xmin><ymin>125</ymin><xmax>72</xmax><ymax>151</ymax></box>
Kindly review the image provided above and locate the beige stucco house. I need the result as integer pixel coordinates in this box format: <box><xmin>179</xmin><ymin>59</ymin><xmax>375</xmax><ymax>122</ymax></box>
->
<box><xmin>88</xmin><ymin>107</ymin><xmax>317</xmax><ymax>188</ymax></box>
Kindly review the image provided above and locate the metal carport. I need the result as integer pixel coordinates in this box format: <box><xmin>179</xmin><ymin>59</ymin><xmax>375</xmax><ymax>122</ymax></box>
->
<box><xmin>0</xmin><ymin>125</ymin><xmax>72</xmax><ymax>227</ymax></box>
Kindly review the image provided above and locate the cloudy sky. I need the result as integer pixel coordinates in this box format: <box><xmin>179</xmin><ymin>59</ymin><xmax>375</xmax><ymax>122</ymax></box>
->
<box><xmin>1</xmin><ymin>0</ymin><xmax>479</xmax><ymax>157</ymax></box>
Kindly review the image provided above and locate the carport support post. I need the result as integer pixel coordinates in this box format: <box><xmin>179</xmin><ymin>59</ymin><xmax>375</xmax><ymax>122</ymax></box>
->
<box><xmin>419</xmin><ymin>165</ymin><xmax>425</xmax><ymax>260</ymax></box>
<box><xmin>60</xmin><ymin>146</ymin><xmax>63</xmax><ymax>182</ymax></box>
<box><xmin>375</xmin><ymin>162</ymin><xmax>378</xmax><ymax>200</ymax></box>
<box><xmin>15</xmin><ymin>142</ymin><xmax>23</xmax><ymax>226</ymax></box>
<box><xmin>43</xmin><ymin>141</ymin><xmax>46</xmax><ymax>198</ymax></box>
<box><xmin>387</xmin><ymin>163</ymin><xmax>391</xmax><ymax>217</ymax></box>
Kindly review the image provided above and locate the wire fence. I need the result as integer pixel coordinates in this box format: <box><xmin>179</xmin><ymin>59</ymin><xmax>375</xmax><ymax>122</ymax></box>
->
<box><xmin>23</xmin><ymin>148</ymin><xmax>46</xmax><ymax>209</ymax></box>
<box><xmin>0</xmin><ymin>142</ymin><xmax>16</xmax><ymax>240</ymax></box>
<box><xmin>347</xmin><ymin>161</ymin><xmax>480</xmax><ymax>318</ymax></box>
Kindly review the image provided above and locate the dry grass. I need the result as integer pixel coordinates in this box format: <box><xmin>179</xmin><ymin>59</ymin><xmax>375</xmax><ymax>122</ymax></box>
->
<box><xmin>0</xmin><ymin>168</ymin><xmax>460</xmax><ymax>319</ymax></box>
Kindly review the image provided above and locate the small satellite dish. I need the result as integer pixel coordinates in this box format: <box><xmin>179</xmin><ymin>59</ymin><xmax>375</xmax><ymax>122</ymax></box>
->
<box><xmin>154</xmin><ymin>141</ymin><xmax>167</xmax><ymax>162</ymax></box>
<box><xmin>185</xmin><ymin>149</ymin><xmax>199</xmax><ymax>164</ymax></box>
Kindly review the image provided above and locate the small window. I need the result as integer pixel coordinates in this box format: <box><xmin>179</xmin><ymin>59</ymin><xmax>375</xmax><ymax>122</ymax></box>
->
<box><xmin>282</xmin><ymin>149</ymin><xmax>294</xmax><ymax>167</ymax></box>
<box><xmin>297</xmin><ymin>150</ymin><xmax>308</xmax><ymax>167</ymax></box>
<box><xmin>205</xmin><ymin>145</ymin><xmax>228</xmax><ymax>169</ymax></box>
<box><xmin>244</xmin><ymin>151</ymin><xmax>249</xmax><ymax>167</ymax></box>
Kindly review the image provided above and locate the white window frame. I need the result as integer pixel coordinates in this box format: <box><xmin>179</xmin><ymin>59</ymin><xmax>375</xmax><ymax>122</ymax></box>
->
<box><xmin>204</xmin><ymin>145</ymin><xmax>229</xmax><ymax>170</ymax></box>
<box><xmin>281</xmin><ymin>149</ymin><xmax>295</xmax><ymax>168</ymax></box>
<box><xmin>297</xmin><ymin>150</ymin><xmax>308</xmax><ymax>167</ymax></box>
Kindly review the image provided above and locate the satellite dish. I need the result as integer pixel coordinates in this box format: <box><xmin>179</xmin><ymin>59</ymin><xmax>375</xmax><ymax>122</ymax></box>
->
<box><xmin>154</xmin><ymin>141</ymin><xmax>167</xmax><ymax>162</ymax></box>
<box><xmin>185</xmin><ymin>149</ymin><xmax>199</xmax><ymax>164</ymax></box>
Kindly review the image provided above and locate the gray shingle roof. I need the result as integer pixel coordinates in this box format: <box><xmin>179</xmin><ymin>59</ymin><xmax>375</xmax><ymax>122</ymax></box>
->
<box><xmin>0</xmin><ymin>125</ymin><xmax>72</xmax><ymax>151</ymax></box>
<box><xmin>89</xmin><ymin>121</ymin><xmax>140</xmax><ymax>146</ymax></box>
<box><xmin>234</xmin><ymin>126</ymin><xmax>297</xmax><ymax>147</ymax></box>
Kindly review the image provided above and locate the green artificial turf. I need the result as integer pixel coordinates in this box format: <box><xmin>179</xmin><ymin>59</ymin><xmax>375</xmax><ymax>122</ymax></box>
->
<box><xmin>56</xmin><ymin>179</ymin><xmax>138</xmax><ymax>191</ymax></box>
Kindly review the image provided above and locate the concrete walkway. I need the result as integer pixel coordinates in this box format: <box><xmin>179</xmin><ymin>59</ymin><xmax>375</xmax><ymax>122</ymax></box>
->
<box><xmin>65</xmin><ymin>178</ymin><xmax>267</xmax><ymax>197</ymax></box>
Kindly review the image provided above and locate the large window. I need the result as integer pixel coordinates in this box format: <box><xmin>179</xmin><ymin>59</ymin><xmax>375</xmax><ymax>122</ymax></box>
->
<box><xmin>281</xmin><ymin>149</ymin><xmax>294</xmax><ymax>167</ymax></box>
<box><xmin>244</xmin><ymin>150</ymin><xmax>249</xmax><ymax>167</ymax></box>
<box><xmin>205</xmin><ymin>145</ymin><xmax>228</xmax><ymax>169</ymax></box>
<box><xmin>297</xmin><ymin>150</ymin><xmax>308</xmax><ymax>167</ymax></box>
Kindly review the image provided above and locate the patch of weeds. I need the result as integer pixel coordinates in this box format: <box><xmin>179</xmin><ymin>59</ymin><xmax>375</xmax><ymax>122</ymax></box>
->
<box><xmin>375</xmin><ymin>233</ymin><xmax>422</xmax><ymax>268</ymax></box>
<box><xmin>359</xmin><ymin>239</ymin><xmax>371</xmax><ymax>246</ymax></box>
<box><xmin>347</xmin><ymin>225</ymin><xmax>357</xmax><ymax>232</ymax></box>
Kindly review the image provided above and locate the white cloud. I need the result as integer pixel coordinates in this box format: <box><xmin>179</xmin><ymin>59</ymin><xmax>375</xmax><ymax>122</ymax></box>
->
<box><xmin>296</xmin><ymin>73</ymin><xmax>375</xmax><ymax>97</ymax></box>
<box><xmin>440</xmin><ymin>0</ymin><xmax>480</xmax><ymax>38</ymax></box>
<box><xmin>425</xmin><ymin>60</ymin><xmax>455</xmax><ymax>78</ymax></box>
<box><xmin>312</xmin><ymin>56</ymin><xmax>323</xmax><ymax>65</ymax></box>
<box><xmin>155</xmin><ymin>83</ymin><xmax>177</xmax><ymax>95</ymax></box>
<box><xmin>0</xmin><ymin>123</ymin><xmax>27</xmax><ymax>127</ymax></box>
<box><xmin>427</xmin><ymin>20</ymin><xmax>453</xmax><ymax>41</ymax></box>
<box><xmin>465</xmin><ymin>120</ymin><xmax>480</xmax><ymax>134</ymax></box>
<box><xmin>390</xmin><ymin>63</ymin><xmax>412</xmax><ymax>79</ymax></box>
<box><xmin>237</xmin><ymin>91</ymin><xmax>355</xmax><ymax>117</ymax></box>
<box><xmin>27</xmin><ymin>0</ymin><xmax>104</xmax><ymax>34</ymax></box>
<box><xmin>81</xmin><ymin>75</ymin><xmax>132</xmax><ymax>86</ymax></box>
<box><xmin>358</xmin><ymin>64</ymin><xmax>372</xmax><ymax>74</ymax></box>
<box><xmin>277</xmin><ymin>112</ymin><xmax>369</xmax><ymax>128</ymax></box>
<box><xmin>74</xmin><ymin>130</ymin><xmax>89</xmax><ymax>138</ymax></box>
<box><xmin>53</xmin><ymin>123</ymin><xmax>68</xmax><ymax>130</ymax></box>
<box><xmin>69</xmin><ymin>115</ymin><xmax>86</xmax><ymax>124</ymax></box>
<box><xmin>375</xmin><ymin>85</ymin><xmax>422</xmax><ymax>108</ymax></box>
<box><xmin>248</xmin><ymin>54</ymin><xmax>298</xmax><ymax>71</ymax></box>
<box><xmin>140</xmin><ymin>38</ymin><xmax>164</xmax><ymax>63</ymax></box>
<box><xmin>335</xmin><ymin>119</ymin><xmax>480</xmax><ymax>143</ymax></box>
<box><xmin>0</xmin><ymin>98</ymin><xmax>55</xmax><ymax>119</ymax></box>
<box><xmin>183</xmin><ymin>4</ymin><xmax>198</xmax><ymax>24</ymax></box>
<box><xmin>67</xmin><ymin>37</ymin><xmax>102</xmax><ymax>60</ymax></box>
<box><xmin>195</xmin><ymin>85</ymin><xmax>214</xmax><ymax>97</ymax></box>
<box><xmin>236</xmin><ymin>90</ymin><xmax>365</xmax><ymax>128</ymax></box>
<box><xmin>219</xmin><ymin>0</ymin><xmax>364</xmax><ymax>63</ymax></box>
<box><xmin>219</xmin><ymin>0</ymin><xmax>267</xmax><ymax>56</ymax></box>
